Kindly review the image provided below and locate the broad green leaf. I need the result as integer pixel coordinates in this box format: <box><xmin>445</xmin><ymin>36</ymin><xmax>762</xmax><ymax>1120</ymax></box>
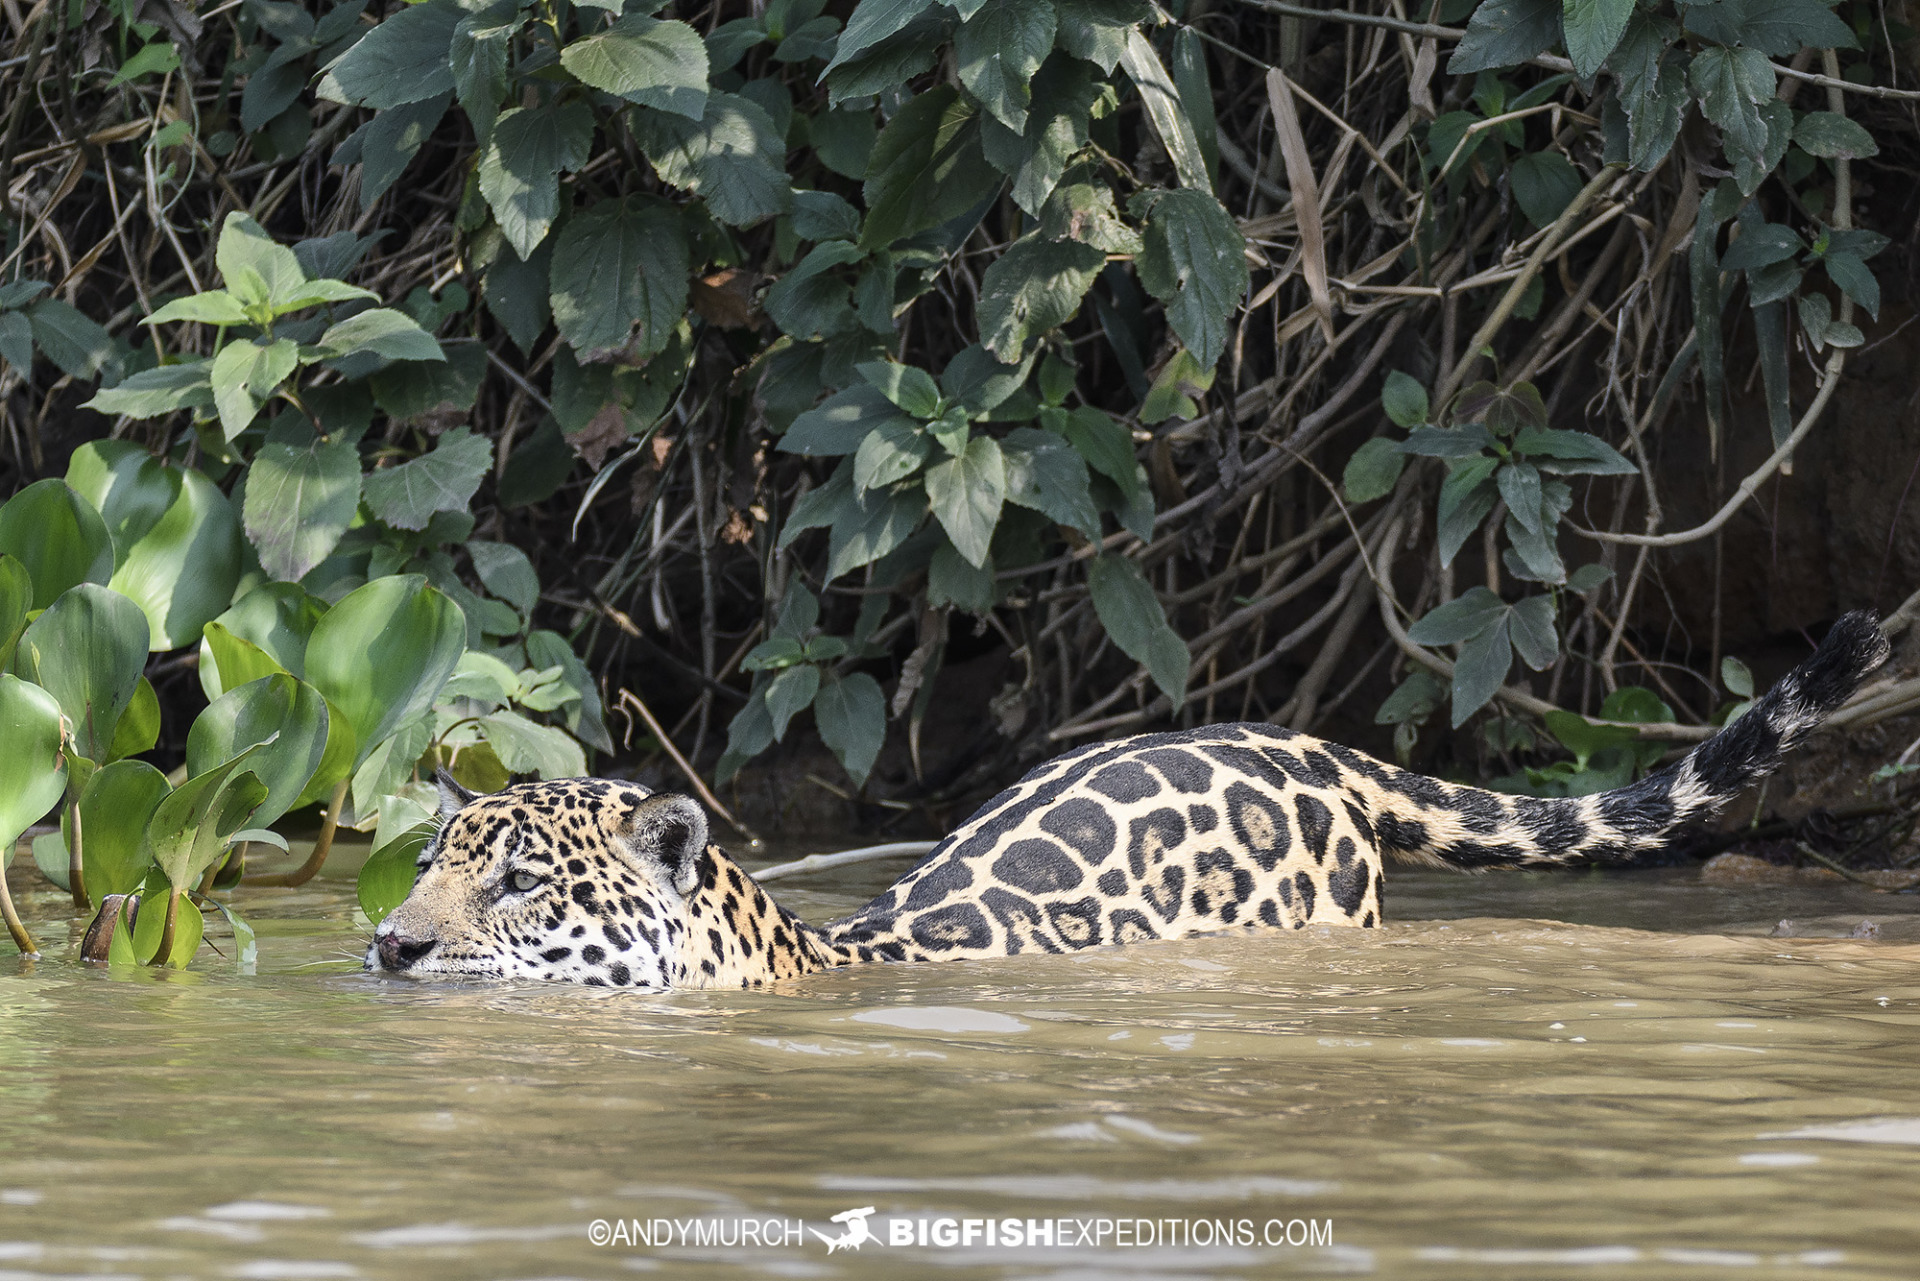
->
<box><xmin>1343</xmin><ymin>438</ymin><xmax>1405</xmax><ymax>503</ymax></box>
<box><xmin>0</xmin><ymin>311</ymin><xmax>30</xmax><ymax>373</ymax></box>
<box><xmin>853</xmin><ymin>419</ymin><xmax>932</xmax><ymax>491</ymax></box>
<box><xmin>1375</xmin><ymin>670</ymin><xmax>1446</xmax><ymax>725</ymax></box>
<box><xmin>142</xmin><ymin>746</ymin><xmax>272</xmax><ymax>892</ymax></box>
<box><xmin>1382</xmin><ymin>370</ymin><xmax>1429</xmax><ymax>428</ymax></box>
<box><xmin>452</xmin><ymin>12</ymin><xmax>519</xmax><ymax>145</ymax></box>
<box><xmin>358</xmin><ymin>822</ymin><xmax>431</xmax><ymax>925</ymax></box>
<box><xmin>1449</xmin><ymin>0</ymin><xmax>1563</xmax><ymax>74</ymax></box>
<box><xmin>792</xmin><ymin>188</ymin><xmax>862</xmax><ymax>240</ymax></box>
<box><xmin>1119</xmin><ymin>28</ymin><xmax>1209</xmax><ymax>193</ymax></box>
<box><xmin>1498</xmin><ymin>461</ymin><xmax>1546</xmax><ymax>535</ymax></box>
<box><xmin>1722</xmin><ymin>655</ymin><xmax>1754</xmax><ymax>698</ymax></box>
<box><xmin>1689</xmin><ymin>45</ymin><xmax>1775</xmax><ymax>167</ymax></box>
<box><xmin>214</xmin><ymin>212</ymin><xmax>307</xmax><ymax>305</ymax></box>
<box><xmin>1136</xmin><ymin>188</ymin><xmax>1248</xmax><ymax>369</ymax></box>
<box><xmin>781</xmin><ymin>383</ymin><xmax>914</xmax><ymax>456</ymax></box>
<box><xmin>560</xmin><ymin>14</ymin><xmax>708</xmax><ymax>119</ymax></box>
<box><xmin>1407</xmin><ymin>587</ymin><xmax>1508</xmax><ymax>645</ymax></box>
<box><xmin>940</xmin><ymin>343</ymin><xmax>1037</xmax><ymax>415</ymax></box>
<box><xmin>26</xmin><ymin>299</ymin><xmax>114</xmax><ymax>379</ymax></box>
<box><xmin>146</xmin><ymin>291</ymin><xmax>251</xmax><ymax>327</ymax></box>
<box><xmin>929</xmin><ymin>540</ymin><xmax>996</xmax><ymax>611</ymax></box>
<box><xmin>323</xmin><ymin>0</ymin><xmax>461</xmax><ymax>107</ymax></box>
<box><xmin>1561</xmin><ymin>0</ymin><xmax>1633</xmax><ymax>80</ymax></box>
<box><xmin>1822</xmin><ymin>250</ymin><xmax>1879</xmax><ymax>320</ymax></box>
<box><xmin>1436</xmin><ymin>456</ymin><xmax>1499</xmax><ymax>568</ymax></box>
<box><xmin>305</xmin><ymin>576</ymin><xmax>467</xmax><ymax>769</ymax></box>
<box><xmin>813</xmin><ymin>671</ymin><xmax>886</xmax><ymax>786</ymax></box>
<box><xmin>0</xmin><ymin>553</ymin><xmax>28</xmax><ymax>671</ymax></box>
<box><xmin>82</xmin><ymin>360</ymin><xmax>216</xmax><ymax>419</ymax></box>
<box><xmin>764</xmin><ymin>663</ymin><xmax>821</xmax><ymax>741</ymax></box>
<box><xmin>826</xmin><ymin>0</ymin><xmax>934</xmax><ymax>71</ymax></box>
<box><xmin>350</xmin><ymin>714</ymin><xmax>434</xmax><ymax>819</ymax></box>
<box><xmin>110</xmin><ymin>466</ymin><xmax>244</xmax><ymax>650</ymax></box>
<box><xmin>0</xmin><ymin>674</ymin><xmax>67</xmax><ymax>856</ymax></box>
<box><xmin>65</xmin><ymin>440</ymin><xmax>179</xmax><ymax>569</ymax></box>
<box><xmin>201</xmin><ymin>624</ymin><xmax>290</xmax><ymax>705</ymax></box>
<box><xmin>479</xmin><ymin>102</ymin><xmax>596</xmax><ymax>260</ymax></box>
<box><xmin>245</xmin><ymin>438</ymin><xmax>363</xmax><ymax>583</ymax></box>
<box><xmin>1001</xmin><ymin>426</ymin><xmax>1100</xmax><ymax>537</ymax></box>
<box><xmin>954</xmin><ymin>0</ymin><xmax>1055</xmax><ymax>133</ymax></box>
<box><xmin>630</xmin><ymin>93</ymin><xmax>791</xmax><ymax>226</ymax></box>
<box><xmin>210</xmin><ymin>338</ymin><xmax>299</xmax><ymax>441</ymax></box>
<box><xmin>186</xmin><ymin>673</ymin><xmax>330</xmax><ymax>828</ymax></box>
<box><xmin>763</xmin><ymin>241</ymin><xmax>863</xmax><ymax>340</ymax></box>
<box><xmin>468</xmin><ymin>540</ymin><xmax>540</xmax><ymax>615</ymax></box>
<box><xmin>482</xmin><ymin>240</ymin><xmax>552</xmax><ymax>356</ymax></box>
<box><xmin>14</xmin><ymin>583</ymin><xmax>150</xmax><ymax>763</ymax></box>
<box><xmin>977</xmin><ymin>234</ymin><xmax>1106</xmax><ymax>362</ymax></box>
<box><xmin>1512</xmin><ymin>426</ymin><xmax>1636</xmax><ymax>474</ymax></box>
<box><xmin>479</xmin><ymin>709</ymin><xmax>586</xmax><ymax>778</ymax></box>
<box><xmin>1087</xmin><ymin>555</ymin><xmax>1188</xmax><ymax>707</ymax></box>
<box><xmin>826</xmin><ymin>484</ymin><xmax>928</xmax><ymax>579</ymax></box>
<box><xmin>1681</xmin><ymin>0</ymin><xmax>1856</xmax><ymax>57</ymax></box>
<box><xmin>317</xmin><ymin>308</ymin><xmax>444</xmax><ymax>361</ymax></box>
<box><xmin>824</xmin><ymin>11</ymin><xmax>946</xmax><ymax>104</ymax></box>
<box><xmin>106</xmin><ymin>676</ymin><xmax>160</xmax><ymax>763</ymax></box>
<box><xmin>201</xmin><ymin>583</ymin><xmax>325</xmax><ymax>696</ymax></box>
<box><xmin>1508</xmin><ymin>594</ymin><xmax>1559</xmax><ymax>670</ymax></box>
<box><xmin>361</xmin><ymin>426</ymin><xmax>493</xmax><ymax>532</ymax></box>
<box><xmin>925</xmin><ymin>434</ymin><xmax>1006</xmax><ymax>568</ymax></box>
<box><xmin>1719</xmin><ymin>221</ymin><xmax>1804</xmax><ymax>272</ymax></box>
<box><xmin>1449</xmin><ymin>616</ymin><xmax>1512</xmax><ymax>726</ymax></box>
<box><xmin>1509</xmin><ymin>151</ymin><xmax>1582</xmax><ymax>229</ymax></box>
<box><xmin>65</xmin><ymin>759</ymin><xmax>169</xmax><ymax>900</ymax></box>
<box><xmin>341</xmin><ymin>93</ymin><xmax>454</xmax><ymax>209</ymax></box>
<box><xmin>1794</xmin><ymin>110</ymin><xmax>1877</xmax><ymax>160</ymax></box>
<box><xmin>129</xmin><ymin>883</ymin><xmax>207</xmax><ymax>967</ymax></box>
<box><xmin>856</xmin><ymin>360</ymin><xmax>941</xmax><ymax>417</ymax></box>
<box><xmin>1053</xmin><ymin>0</ymin><xmax>1148</xmax><ymax>72</ymax></box>
<box><xmin>1601</xmin><ymin>684</ymin><xmax>1673</xmax><ymax>723</ymax></box>
<box><xmin>859</xmin><ymin>85</ymin><xmax>999</xmax><ymax>250</ymax></box>
<box><xmin>548</xmin><ymin>196</ymin><xmax>689</xmax><ymax>360</ymax></box>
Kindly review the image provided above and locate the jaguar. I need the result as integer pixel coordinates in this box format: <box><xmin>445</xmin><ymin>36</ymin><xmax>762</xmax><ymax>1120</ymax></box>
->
<box><xmin>366</xmin><ymin>611</ymin><xmax>1889</xmax><ymax>988</ymax></box>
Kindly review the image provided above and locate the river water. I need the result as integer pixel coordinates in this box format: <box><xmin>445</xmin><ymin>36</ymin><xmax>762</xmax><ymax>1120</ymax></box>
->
<box><xmin>2</xmin><ymin>853</ymin><xmax>1918</xmax><ymax>1279</ymax></box>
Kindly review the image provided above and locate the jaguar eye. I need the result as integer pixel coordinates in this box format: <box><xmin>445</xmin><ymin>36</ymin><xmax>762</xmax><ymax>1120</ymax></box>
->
<box><xmin>508</xmin><ymin>870</ymin><xmax>542</xmax><ymax>894</ymax></box>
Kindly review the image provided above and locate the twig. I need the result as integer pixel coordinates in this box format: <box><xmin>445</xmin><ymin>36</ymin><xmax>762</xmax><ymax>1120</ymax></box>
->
<box><xmin>618</xmin><ymin>687</ymin><xmax>760</xmax><ymax>844</ymax></box>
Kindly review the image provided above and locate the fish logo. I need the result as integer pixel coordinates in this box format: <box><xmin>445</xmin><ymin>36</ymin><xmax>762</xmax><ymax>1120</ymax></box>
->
<box><xmin>810</xmin><ymin>1206</ymin><xmax>876</xmax><ymax>1253</ymax></box>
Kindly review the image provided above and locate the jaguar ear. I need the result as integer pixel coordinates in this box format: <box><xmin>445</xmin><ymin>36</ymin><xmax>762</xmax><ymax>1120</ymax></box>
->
<box><xmin>435</xmin><ymin>768</ymin><xmax>479</xmax><ymax>819</ymax></box>
<box><xmin>625</xmin><ymin>793</ymin><xmax>709</xmax><ymax>896</ymax></box>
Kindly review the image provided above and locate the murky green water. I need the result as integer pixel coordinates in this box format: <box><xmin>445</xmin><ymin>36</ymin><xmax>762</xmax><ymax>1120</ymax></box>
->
<box><xmin>3</xmin><ymin>853</ymin><xmax>1919</xmax><ymax>1279</ymax></box>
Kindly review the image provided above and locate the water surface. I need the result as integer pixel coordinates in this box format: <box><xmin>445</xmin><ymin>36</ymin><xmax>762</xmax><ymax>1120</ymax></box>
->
<box><xmin>2</xmin><ymin>856</ymin><xmax>1918</xmax><ymax>1279</ymax></box>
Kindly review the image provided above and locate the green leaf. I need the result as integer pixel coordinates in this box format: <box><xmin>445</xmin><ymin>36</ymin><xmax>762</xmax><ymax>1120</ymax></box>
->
<box><xmin>201</xmin><ymin>584</ymin><xmax>325</xmax><ymax>696</ymax></box>
<box><xmin>1822</xmin><ymin>250</ymin><xmax>1880</xmax><ymax>320</ymax></box>
<box><xmin>305</xmin><ymin>575</ymin><xmax>467</xmax><ymax>770</ymax></box>
<box><xmin>548</xmin><ymin>195</ymin><xmax>689</xmax><ymax>360</ymax></box>
<box><xmin>67</xmin><ymin>759</ymin><xmax>169</xmax><ymax>900</ymax></box>
<box><xmin>1450</xmin><ymin>616</ymin><xmax>1512</xmax><ymax>726</ymax></box>
<box><xmin>83</xmin><ymin>360</ymin><xmax>216</xmax><ymax>419</ymax></box>
<box><xmin>245</xmin><ymin>438</ymin><xmax>363</xmax><ymax>583</ymax></box>
<box><xmin>0</xmin><ymin>310</ymin><xmax>32</xmax><ymax>373</ymax></box>
<box><xmin>108</xmin><ymin>38</ymin><xmax>180</xmax><ymax>86</ymax></box>
<box><xmin>1612</xmin><ymin>23</ymin><xmax>1687</xmax><ymax>172</ymax></box>
<box><xmin>186</xmin><ymin>673</ymin><xmax>330</xmax><ymax>828</ymax></box>
<box><xmin>1408</xmin><ymin>587</ymin><xmax>1508</xmax><ymax>645</ymax></box>
<box><xmin>0</xmin><ymin>553</ymin><xmax>28</xmax><ymax>672</ymax></box>
<box><xmin>1682</xmin><ymin>0</ymin><xmax>1856</xmax><ymax>58</ymax></box>
<box><xmin>1508</xmin><ymin>594</ymin><xmax>1558</xmax><ymax>670</ymax></box>
<box><xmin>1119</xmin><ymin>28</ymin><xmax>1211</xmax><ymax>193</ymax></box>
<box><xmin>1436</xmin><ymin>456</ymin><xmax>1500</xmax><ymax>567</ymax></box>
<box><xmin>1001</xmin><ymin>426</ymin><xmax>1100</xmax><ymax>537</ymax></box>
<box><xmin>1509</xmin><ymin>151</ymin><xmax>1583</xmax><ymax>229</ymax></box>
<box><xmin>479</xmin><ymin>102</ymin><xmax>596</xmax><ymax>261</ymax></box>
<box><xmin>924</xmin><ymin>433</ymin><xmax>1006</xmax><ymax>568</ymax></box>
<box><xmin>109</xmin><ymin>466</ymin><xmax>243</xmax><ymax>650</ymax></box>
<box><xmin>1375</xmin><ymin>670</ymin><xmax>1446</xmax><ymax>725</ymax></box>
<box><xmin>361</xmin><ymin>426</ymin><xmax>493</xmax><ymax>532</ymax></box>
<box><xmin>342</xmin><ymin>95</ymin><xmax>452</xmax><ymax>211</ymax></box>
<box><xmin>560</xmin><ymin>14</ymin><xmax>708</xmax><ymax>119</ymax></box>
<box><xmin>1135</xmin><ymin>189</ymin><xmax>1248</xmax><ymax>369</ymax></box>
<box><xmin>0</xmin><ymin>478</ymin><xmax>114</xmax><ymax>608</ymax></box>
<box><xmin>853</xmin><ymin>418</ymin><xmax>932</xmax><ymax>491</ymax></box>
<box><xmin>1382</xmin><ymin>370</ymin><xmax>1429</xmax><ymax>428</ymax></box>
<box><xmin>468</xmin><ymin>540</ymin><xmax>540</xmax><ymax>616</ymax></box>
<box><xmin>940</xmin><ymin>343</ymin><xmax>1036</xmax><ymax>416</ymax></box>
<box><xmin>631</xmin><ymin>93</ymin><xmax>792</xmax><ymax>227</ymax></box>
<box><xmin>1689</xmin><ymin>45</ymin><xmax>1776</xmax><ymax>167</ymax></box>
<box><xmin>1601</xmin><ymin>684</ymin><xmax>1673</xmax><ymax>723</ymax></box>
<box><xmin>1512</xmin><ymin>426</ymin><xmax>1636</xmax><ymax>474</ymax></box>
<box><xmin>764</xmin><ymin>241</ymin><xmax>863</xmax><ymax>340</ymax></box>
<box><xmin>142</xmin><ymin>746</ymin><xmax>272</xmax><ymax>893</ymax></box>
<box><xmin>823</xmin><ymin>11</ymin><xmax>947</xmax><ymax>105</ymax></box>
<box><xmin>1498</xmin><ymin>461</ymin><xmax>1545</xmax><ymax>535</ymax></box>
<box><xmin>1449</xmin><ymin>0</ymin><xmax>1563</xmax><ymax>74</ymax></box>
<box><xmin>954</xmin><ymin>0</ymin><xmax>1055</xmax><ymax>133</ymax></box>
<box><xmin>1561</xmin><ymin>0</ymin><xmax>1633</xmax><ymax>80</ymax></box>
<box><xmin>783</xmin><ymin>383</ymin><xmax>915</xmax><ymax>456</ymax></box>
<box><xmin>323</xmin><ymin>0</ymin><xmax>461</xmax><ymax>107</ymax></box>
<box><xmin>792</xmin><ymin>188</ymin><xmax>862</xmax><ymax>240</ymax></box>
<box><xmin>764</xmin><ymin>663</ymin><xmax>821</xmax><ymax>741</ymax></box>
<box><xmin>15</xmin><ymin>583</ymin><xmax>151</xmax><ymax>763</ymax></box>
<box><xmin>978</xmin><ymin>55</ymin><xmax>1099</xmax><ymax>215</ymax></box>
<box><xmin>107</xmin><ymin>676</ymin><xmax>160</xmax><ymax>763</ymax></box>
<box><xmin>1343</xmin><ymin>437</ymin><xmax>1405</xmax><ymax>503</ymax></box>
<box><xmin>859</xmin><ymin>85</ymin><xmax>999</xmax><ymax>250</ymax></box>
<box><xmin>1721</xmin><ymin>655</ymin><xmax>1755</xmax><ymax>699</ymax></box>
<box><xmin>480</xmin><ymin>709</ymin><xmax>586</xmax><ymax>779</ymax></box>
<box><xmin>827</xmin><ymin>484</ymin><xmax>927</xmax><ymax>580</ymax></box>
<box><xmin>146</xmin><ymin>291</ymin><xmax>251</xmax><ymax>327</ymax></box>
<box><xmin>214</xmin><ymin>212</ymin><xmax>307</xmax><ymax>306</ymax></box>
<box><xmin>210</xmin><ymin>338</ymin><xmax>299</xmax><ymax>441</ymax></box>
<box><xmin>451</xmin><ymin>12</ymin><xmax>518</xmax><ymax>145</ymax></box>
<box><xmin>1795</xmin><ymin>110</ymin><xmax>1877</xmax><ymax>160</ymax></box>
<box><xmin>26</xmin><ymin>299</ymin><xmax>114</xmax><ymax>379</ymax></box>
<box><xmin>977</xmin><ymin>235</ymin><xmax>1106</xmax><ymax>362</ymax></box>
<box><xmin>482</xmin><ymin>240</ymin><xmax>552</xmax><ymax>356</ymax></box>
<box><xmin>813</xmin><ymin>671</ymin><xmax>886</xmax><ymax>786</ymax></box>
<box><xmin>1087</xmin><ymin>554</ymin><xmax>1188</xmax><ymax>707</ymax></box>
<box><xmin>1053</xmin><ymin>0</ymin><xmax>1149</xmax><ymax>72</ymax></box>
<box><xmin>825</xmin><ymin>0</ymin><xmax>933</xmax><ymax>71</ymax></box>
<box><xmin>1720</xmin><ymin>221</ymin><xmax>1805</xmax><ymax>272</ymax></box>
<box><xmin>317</xmin><ymin>308</ymin><xmax>444</xmax><ymax>361</ymax></box>
<box><xmin>0</xmin><ymin>674</ymin><xmax>67</xmax><ymax>857</ymax></box>
<box><xmin>358</xmin><ymin>821</ymin><xmax>431</xmax><ymax>925</ymax></box>
<box><xmin>857</xmin><ymin>360</ymin><xmax>942</xmax><ymax>418</ymax></box>
<box><xmin>929</xmin><ymin>540</ymin><xmax>997</xmax><ymax>611</ymax></box>
<box><xmin>350</xmin><ymin>715</ymin><xmax>434</xmax><ymax>818</ymax></box>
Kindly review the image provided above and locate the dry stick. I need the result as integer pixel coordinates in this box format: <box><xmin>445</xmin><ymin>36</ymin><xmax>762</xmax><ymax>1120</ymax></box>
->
<box><xmin>753</xmin><ymin>843</ymin><xmax>940</xmax><ymax>883</ymax></box>
<box><xmin>244</xmin><ymin>779</ymin><xmax>348</xmax><ymax>887</ymax></box>
<box><xmin>1286</xmin><ymin>570</ymin><xmax>1378</xmax><ymax>729</ymax></box>
<box><xmin>617</xmin><ymin>687</ymin><xmax>760</xmax><ymax>844</ymax></box>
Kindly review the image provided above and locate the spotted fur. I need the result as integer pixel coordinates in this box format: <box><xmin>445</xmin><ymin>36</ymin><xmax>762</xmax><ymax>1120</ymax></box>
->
<box><xmin>367</xmin><ymin>611</ymin><xmax>1888</xmax><ymax>988</ymax></box>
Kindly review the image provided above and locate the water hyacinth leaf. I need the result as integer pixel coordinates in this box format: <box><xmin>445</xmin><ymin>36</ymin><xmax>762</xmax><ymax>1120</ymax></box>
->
<box><xmin>66</xmin><ymin>760</ymin><xmax>170</xmax><ymax>900</ymax></box>
<box><xmin>813</xmin><ymin>671</ymin><xmax>886</xmax><ymax>786</ymax></box>
<box><xmin>109</xmin><ymin>467</ymin><xmax>243</xmax><ymax>650</ymax></box>
<box><xmin>0</xmin><ymin>479</ymin><xmax>114</xmax><ymax>609</ymax></box>
<box><xmin>358</xmin><ymin>821</ymin><xmax>432</xmax><ymax>925</ymax></box>
<box><xmin>245</xmin><ymin>437</ymin><xmax>362</xmax><ymax>583</ymax></box>
<box><xmin>479</xmin><ymin>709</ymin><xmax>586</xmax><ymax>779</ymax></box>
<box><xmin>1087</xmin><ymin>555</ymin><xmax>1188</xmax><ymax>707</ymax></box>
<box><xmin>305</xmin><ymin>575</ymin><xmax>467</xmax><ymax>769</ymax></box>
<box><xmin>203</xmin><ymin>583</ymin><xmax>326</xmax><ymax>690</ymax></box>
<box><xmin>350</xmin><ymin>714</ymin><xmax>434</xmax><ymax>820</ymax></box>
<box><xmin>201</xmin><ymin>623</ymin><xmax>289</xmax><ymax>703</ymax></box>
<box><xmin>132</xmin><ymin>890</ymin><xmax>204</xmax><ymax>969</ymax></box>
<box><xmin>143</xmin><ymin>745</ymin><xmax>272</xmax><ymax>892</ymax></box>
<box><xmin>0</xmin><ymin>553</ymin><xmax>28</xmax><ymax>671</ymax></box>
<box><xmin>14</xmin><ymin>583</ymin><xmax>150</xmax><ymax>763</ymax></box>
<box><xmin>65</xmin><ymin>440</ymin><xmax>179</xmax><ymax>568</ymax></box>
<box><xmin>1344</xmin><ymin>438</ymin><xmax>1406</xmax><ymax>503</ymax></box>
<box><xmin>1136</xmin><ymin>189</ymin><xmax>1248</xmax><ymax>369</ymax></box>
<box><xmin>323</xmin><ymin>0</ymin><xmax>459</xmax><ymax>106</ymax></box>
<box><xmin>953</xmin><ymin>0</ymin><xmax>1055</xmax><ymax>133</ymax></box>
<box><xmin>186</xmin><ymin>673</ymin><xmax>330</xmax><ymax>829</ymax></box>
<box><xmin>82</xmin><ymin>360</ymin><xmax>216</xmax><ymax>418</ymax></box>
<box><xmin>925</xmin><ymin>434</ymin><xmax>1006</xmax><ymax>568</ymax></box>
<box><xmin>107</xmin><ymin>676</ymin><xmax>160</xmax><ymax>762</ymax></box>
<box><xmin>361</xmin><ymin>426</ymin><xmax>493</xmax><ymax>531</ymax></box>
<box><xmin>631</xmin><ymin>93</ymin><xmax>792</xmax><ymax>226</ymax></box>
<box><xmin>1449</xmin><ymin>0</ymin><xmax>1563</xmax><ymax>74</ymax></box>
<box><xmin>549</xmin><ymin>196</ymin><xmax>689</xmax><ymax>360</ymax></box>
<box><xmin>560</xmin><ymin>14</ymin><xmax>708</xmax><ymax>118</ymax></box>
<box><xmin>479</xmin><ymin>102</ymin><xmax>596</xmax><ymax>260</ymax></box>
<box><xmin>0</xmin><ymin>674</ymin><xmax>67</xmax><ymax>857</ymax></box>
<box><xmin>977</xmin><ymin>235</ymin><xmax>1106</xmax><ymax>362</ymax></box>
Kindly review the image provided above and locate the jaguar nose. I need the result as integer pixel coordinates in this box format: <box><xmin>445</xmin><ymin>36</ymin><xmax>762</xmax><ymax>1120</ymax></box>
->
<box><xmin>374</xmin><ymin>930</ymin><xmax>436</xmax><ymax>971</ymax></box>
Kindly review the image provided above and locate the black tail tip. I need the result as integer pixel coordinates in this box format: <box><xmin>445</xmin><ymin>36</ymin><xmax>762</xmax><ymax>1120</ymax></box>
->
<box><xmin>1795</xmin><ymin>610</ymin><xmax>1889</xmax><ymax>712</ymax></box>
